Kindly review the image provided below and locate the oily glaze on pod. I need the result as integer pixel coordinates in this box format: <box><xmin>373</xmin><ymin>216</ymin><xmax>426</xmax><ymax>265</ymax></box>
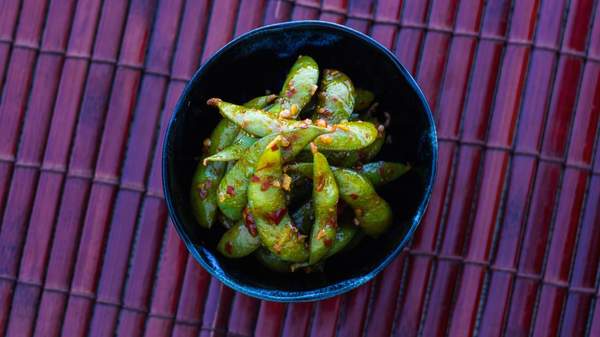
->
<box><xmin>248</xmin><ymin>137</ymin><xmax>308</xmax><ymax>262</ymax></box>
<box><xmin>191</xmin><ymin>95</ymin><xmax>275</xmax><ymax>227</ymax></box>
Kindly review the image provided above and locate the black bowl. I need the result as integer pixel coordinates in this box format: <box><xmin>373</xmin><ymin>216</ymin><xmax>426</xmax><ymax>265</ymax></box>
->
<box><xmin>163</xmin><ymin>20</ymin><xmax>437</xmax><ymax>302</ymax></box>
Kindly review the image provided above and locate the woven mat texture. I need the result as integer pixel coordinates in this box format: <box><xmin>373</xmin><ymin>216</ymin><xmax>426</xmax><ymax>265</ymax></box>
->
<box><xmin>1</xmin><ymin>0</ymin><xmax>600</xmax><ymax>337</ymax></box>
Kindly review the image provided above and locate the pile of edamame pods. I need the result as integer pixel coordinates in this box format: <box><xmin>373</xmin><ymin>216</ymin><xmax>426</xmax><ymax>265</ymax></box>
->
<box><xmin>191</xmin><ymin>55</ymin><xmax>410</xmax><ymax>272</ymax></box>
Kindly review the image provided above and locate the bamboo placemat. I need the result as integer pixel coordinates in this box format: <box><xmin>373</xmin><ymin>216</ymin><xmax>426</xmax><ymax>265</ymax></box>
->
<box><xmin>0</xmin><ymin>0</ymin><xmax>599</xmax><ymax>336</ymax></box>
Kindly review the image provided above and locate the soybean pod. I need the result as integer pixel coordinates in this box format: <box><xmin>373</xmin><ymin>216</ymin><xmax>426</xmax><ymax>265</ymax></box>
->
<box><xmin>191</xmin><ymin>95</ymin><xmax>275</xmax><ymax>227</ymax></box>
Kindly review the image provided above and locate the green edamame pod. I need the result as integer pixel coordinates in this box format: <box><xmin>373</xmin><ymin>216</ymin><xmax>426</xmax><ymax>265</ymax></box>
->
<box><xmin>248</xmin><ymin>137</ymin><xmax>308</xmax><ymax>262</ymax></box>
<box><xmin>217</xmin><ymin>134</ymin><xmax>277</xmax><ymax>220</ymax></box>
<box><xmin>325</xmin><ymin>225</ymin><xmax>359</xmax><ymax>258</ymax></box>
<box><xmin>203</xmin><ymin>132</ymin><xmax>256</xmax><ymax>162</ymax></box>
<box><xmin>292</xmin><ymin>201</ymin><xmax>357</xmax><ymax>258</ymax></box>
<box><xmin>354</xmin><ymin>89</ymin><xmax>375</xmax><ymax>111</ymax></box>
<box><xmin>309</xmin><ymin>150</ymin><xmax>338</xmax><ymax>264</ymax></box>
<box><xmin>190</xmin><ymin>121</ymin><xmax>240</xmax><ymax>228</ymax></box>
<box><xmin>191</xmin><ymin>95</ymin><xmax>276</xmax><ymax>228</ymax></box>
<box><xmin>279</xmin><ymin>55</ymin><xmax>319</xmax><ymax>118</ymax></box>
<box><xmin>285</xmin><ymin>161</ymin><xmax>409</xmax><ymax>187</ymax></box>
<box><xmin>217</xmin><ymin>216</ymin><xmax>260</xmax><ymax>258</ymax></box>
<box><xmin>255</xmin><ymin>248</ymin><xmax>293</xmax><ymax>273</ymax></box>
<box><xmin>333</xmin><ymin>169</ymin><xmax>392</xmax><ymax>237</ymax></box>
<box><xmin>208</xmin><ymin>99</ymin><xmax>377</xmax><ymax>151</ymax></box>
<box><xmin>360</xmin><ymin>161</ymin><xmax>411</xmax><ymax>187</ymax></box>
<box><xmin>313</xmin><ymin>121</ymin><xmax>377</xmax><ymax>151</ymax></box>
<box><xmin>286</xmin><ymin>163</ymin><xmax>392</xmax><ymax>237</ymax></box>
<box><xmin>312</xmin><ymin>69</ymin><xmax>355</xmax><ymax>123</ymax></box>
<box><xmin>218</xmin><ymin>126</ymin><xmax>329</xmax><ymax>220</ymax></box>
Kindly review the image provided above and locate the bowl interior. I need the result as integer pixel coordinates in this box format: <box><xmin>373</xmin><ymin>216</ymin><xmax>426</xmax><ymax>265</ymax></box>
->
<box><xmin>163</xmin><ymin>21</ymin><xmax>436</xmax><ymax>301</ymax></box>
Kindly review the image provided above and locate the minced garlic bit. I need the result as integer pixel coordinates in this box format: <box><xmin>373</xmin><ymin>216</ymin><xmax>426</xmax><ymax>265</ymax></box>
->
<box><xmin>310</xmin><ymin>84</ymin><xmax>318</xmax><ymax>95</ymax></box>
<box><xmin>377</xmin><ymin>124</ymin><xmax>385</xmax><ymax>137</ymax></box>
<box><xmin>290</xmin><ymin>104</ymin><xmax>299</xmax><ymax>116</ymax></box>
<box><xmin>282</xmin><ymin>174</ymin><xmax>292</xmax><ymax>191</ymax></box>
<box><xmin>316</xmin><ymin>119</ymin><xmax>328</xmax><ymax>128</ymax></box>
<box><xmin>203</xmin><ymin>138</ymin><xmax>211</xmax><ymax>147</ymax></box>
<box><xmin>279</xmin><ymin>109</ymin><xmax>292</xmax><ymax>118</ymax></box>
<box><xmin>319</xmin><ymin>135</ymin><xmax>333</xmax><ymax>145</ymax></box>
<box><xmin>310</xmin><ymin>142</ymin><xmax>318</xmax><ymax>154</ymax></box>
<box><xmin>280</xmin><ymin>136</ymin><xmax>290</xmax><ymax>147</ymax></box>
<box><xmin>304</xmin><ymin>118</ymin><xmax>313</xmax><ymax>124</ymax></box>
<box><xmin>353</xmin><ymin>218</ymin><xmax>360</xmax><ymax>226</ymax></box>
<box><xmin>271</xmin><ymin>180</ymin><xmax>281</xmax><ymax>188</ymax></box>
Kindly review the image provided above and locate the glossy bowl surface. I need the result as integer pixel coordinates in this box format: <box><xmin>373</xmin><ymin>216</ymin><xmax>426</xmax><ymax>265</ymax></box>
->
<box><xmin>163</xmin><ymin>20</ymin><xmax>437</xmax><ymax>302</ymax></box>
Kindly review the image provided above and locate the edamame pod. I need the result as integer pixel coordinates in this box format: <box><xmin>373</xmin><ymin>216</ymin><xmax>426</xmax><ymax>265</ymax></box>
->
<box><xmin>203</xmin><ymin>132</ymin><xmax>256</xmax><ymax>163</ymax></box>
<box><xmin>309</xmin><ymin>150</ymin><xmax>338</xmax><ymax>264</ymax></box>
<box><xmin>191</xmin><ymin>96</ymin><xmax>276</xmax><ymax>228</ymax></box>
<box><xmin>325</xmin><ymin>225</ymin><xmax>359</xmax><ymax>258</ymax></box>
<box><xmin>360</xmin><ymin>161</ymin><xmax>411</xmax><ymax>187</ymax></box>
<box><xmin>286</xmin><ymin>163</ymin><xmax>393</xmax><ymax>237</ymax></box>
<box><xmin>333</xmin><ymin>169</ymin><xmax>392</xmax><ymax>237</ymax></box>
<box><xmin>217</xmin><ymin>214</ymin><xmax>260</xmax><ymax>258</ymax></box>
<box><xmin>255</xmin><ymin>248</ymin><xmax>293</xmax><ymax>273</ymax></box>
<box><xmin>208</xmin><ymin>99</ymin><xmax>377</xmax><ymax>151</ymax></box>
<box><xmin>279</xmin><ymin>55</ymin><xmax>319</xmax><ymax>118</ymax></box>
<box><xmin>312</xmin><ymin>69</ymin><xmax>355</xmax><ymax>123</ymax></box>
<box><xmin>285</xmin><ymin>161</ymin><xmax>410</xmax><ymax>187</ymax></box>
<box><xmin>354</xmin><ymin>88</ymin><xmax>375</xmax><ymax>111</ymax></box>
<box><xmin>248</xmin><ymin>137</ymin><xmax>308</xmax><ymax>262</ymax></box>
<box><xmin>313</xmin><ymin>121</ymin><xmax>377</xmax><ymax>151</ymax></box>
<box><xmin>218</xmin><ymin>126</ymin><xmax>329</xmax><ymax>220</ymax></box>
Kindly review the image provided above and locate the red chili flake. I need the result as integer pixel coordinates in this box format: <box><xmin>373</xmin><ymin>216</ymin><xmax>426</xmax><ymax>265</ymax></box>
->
<box><xmin>354</xmin><ymin>163</ymin><xmax>364</xmax><ymax>171</ymax></box>
<box><xmin>226</xmin><ymin>185</ymin><xmax>236</xmax><ymax>196</ymax></box>
<box><xmin>266</xmin><ymin>208</ymin><xmax>287</xmax><ymax>225</ymax></box>
<box><xmin>286</xmin><ymin>86</ymin><xmax>297</xmax><ymax>97</ymax></box>
<box><xmin>261</xmin><ymin>179</ymin><xmax>271</xmax><ymax>191</ymax></box>
<box><xmin>350</xmin><ymin>193</ymin><xmax>359</xmax><ymax>200</ymax></box>
<box><xmin>225</xmin><ymin>241</ymin><xmax>233</xmax><ymax>255</ymax></box>
<box><xmin>316</xmin><ymin>175</ymin><xmax>326</xmax><ymax>192</ymax></box>
<box><xmin>243</xmin><ymin>208</ymin><xmax>258</xmax><ymax>237</ymax></box>
<box><xmin>271</xmin><ymin>143</ymin><xmax>279</xmax><ymax>151</ymax></box>
<box><xmin>251</xmin><ymin>175</ymin><xmax>260</xmax><ymax>182</ymax></box>
<box><xmin>327</xmin><ymin>216</ymin><xmax>337</xmax><ymax>229</ymax></box>
<box><xmin>323</xmin><ymin>238</ymin><xmax>333</xmax><ymax>247</ymax></box>
<box><xmin>379</xmin><ymin>166</ymin><xmax>386</xmax><ymax>177</ymax></box>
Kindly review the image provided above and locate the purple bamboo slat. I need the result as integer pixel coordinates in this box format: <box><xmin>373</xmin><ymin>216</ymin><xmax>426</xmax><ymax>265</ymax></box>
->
<box><xmin>393</xmin><ymin>0</ymin><xmax>431</xmax><ymax>73</ymax></box>
<box><xmin>1</xmin><ymin>1</ymin><xmax>79</xmax><ymax>335</ymax></box>
<box><xmin>92</xmin><ymin>2</ymin><xmax>182</xmax><ymax>322</ymax></box>
<box><xmin>291</xmin><ymin>0</ymin><xmax>320</xmax><ymax>20</ymax></box>
<box><xmin>364</xmin><ymin>256</ymin><xmax>406</xmax><ymax>337</ymax></box>
<box><xmin>319</xmin><ymin>0</ymin><xmax>347</xmax><ymax>23</ymax></box>
<box><xmin>394</xmin><ymin>3</ymin><xmax>483</xmax><ymax>335</ymax></box>
<box><xmin>308</xmin><ymin>297</ymin><xmax>342</xmax><ymax>337</ymax></box>
<box><xmin>31</xmin><ymin>0</ymin><xmax>130</xmax><ymax>335</ymax></box>
<box><xmin>0</xmin><ymin>0</ymin><xmax>22</xmax><ymax>92</ymax></box>
<box><xmin>280</xmin><ymin>302</ymin><xmax>313</xmax><ymax>337</ymax></box>
<box><xmin>264</xmin><ymin>0</ymin><xmax>293</xmax><ymax>24</ymax></box>
<box><xmin>337</xmin><ymin>283</ymin><xmax>372</xmax><ymax>337</ymax></box>
<box><xmin>253</xmin><ymin>301</ymin><xmax>286</xmax><ymax>337</ymax></box>
<box><xmin>344</xmin><ymin>0</ymin><xmax>374</xmax><ymax>32</ymax></box>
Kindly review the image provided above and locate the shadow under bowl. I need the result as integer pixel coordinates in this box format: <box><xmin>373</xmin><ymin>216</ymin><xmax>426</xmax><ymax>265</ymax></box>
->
<box><xmin>163</xmin><ymin>20</ymin><xmax>437</xmax><ymax>302</ymax></box>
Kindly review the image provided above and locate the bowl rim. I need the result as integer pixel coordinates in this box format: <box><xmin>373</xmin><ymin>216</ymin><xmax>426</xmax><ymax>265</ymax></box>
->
<box><xmin>162</xmin><ymin>20</ymin><xmax>438</xmax><ymax>302</ymax></box>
